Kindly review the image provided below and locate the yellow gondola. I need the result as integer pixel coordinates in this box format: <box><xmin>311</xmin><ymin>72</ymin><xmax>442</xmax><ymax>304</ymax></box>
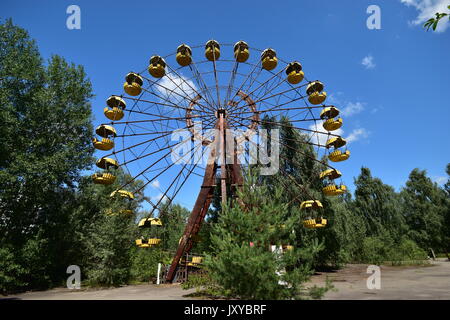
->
<box><xmin>328</xmin><ymin>149</ymin><xmax>351</xmax><ymax>162</ymax></box>
<box><xmin>96</xmin><ymin>157</ymin><xmax>118</xmax><ymax>170</ymax></box>
<box><xmin>187</xmin><ymin>256</ymin><xmax>204</xmax><ymax>267</ymax></box>
<box><xmin>323</xmin><ymin>117</ymin><xmax>343</xmax><ymax>131</ymax></box>
<box><xmin>92</xmin><ymin>172</ymin><xmax>116</xmax><ymax>185</ymax></box>
<box><xmin>110</xmin><ymin>190</ymin><xmax>134</xmax><ymax>200</ymax></box>
<box><xmin>123</xmin><ymin>72</ymin><xmax>143</xmax><ymax>96</ymax></box>
<box><xmin>306</xmin><ymin>81</ymin><xmax>324</xmax><ymax>95</ymax></box>
<box><xmin>301</xmin><ymin>200</ymin><xmax>326</xmax><ymax>229</ymax></box>
<box><xmin>234</xmin><ymin>40</ymin><xmax>249</xmax><ymax>62</ymax></box>
<box><xmin>261</xmin><ymin>48</ymin><xmax>277</xmax><ymax>70</ymax></box>
<box><xmin>319</xmin><ymin>169</ymin><xmax>342</xmax><ymax>180</ymax></box>
<box><xmin>135</xmin><ymin>238</ymin><xmax>161</xmax><ymax>248</ymax></box>
<box><xmin>138</xmin><ymin>217</ymin><xmax>163</xmax><ymax>228</ymax></box>
<box><xmin>104</xmin><ymin>95</ymin><xmax>126</xmax><ymax>121</ymax></box>
<box><xmin>107</xmin><ymin>95</ymin><xmax>126</xmax><ymax>109</ymax></box>
<box><xmin>104</xmin><ymin>106</ymin><xmax>124</xmax><ymax>121</ymax></box>
<box><xmin>148</xmin><ymin>55</ymin><xmax>166</xmax><ymax>78</ymax></box>
<box><xmin>92</xmin><ymin>138</ymin><xmax>114</xmax><ymax>151</ymax></box>
<box><xmin>121</xmin><ymin>209</ymin><xmax>133</xmax><ymax>215</ymax></box>
<box><xmin>176</xmin><ymin>44</ymin><xmax>192</xmax><ymax>66</ymax></box>
<box><xmin>323</xmin><ymin>184</ymin><xmax>348</xmax><ymax>196</ymax></box>
<box><xmin>303</xmin><ymin>218</ymin><xmax>316</xmax><ymax>228</ymax></box>
<box><xmin>320</xmin><ymin>106</ymin><xmax>340</xmax><ymax>119</ymax></box>
<box><xmin>95</xmin><ymin>124</ymin><xmax>117</xmax><ymax>138</ymax></box>
<box><xmin>303</xmin><ymin>217</ymin><xmax>327</xmax><ymax>229</ymax></box>
<box><xmin>205</xmin><ymin>40</ymin><xmax>220</xmax><ymax>61</ymax></box>
<box><xmin>306</xmin><ymin>81</ymin><xmax>327</xmax><ymax>105</ymax></box>
<box><xmin>300</xmin><ymin>200</ymin><xmax>323</xmax><ymax>210</ymax></box>
<box><xmin>313</xmin><ymin>218</ymin><xmax>327</xmax><ymax>228</ymax></box>
<box><xmin>308</xmin><ymin>91</ymin><xmax>327</xmax><ymax>105</ymax></box>
<box><xmin>325</xmin><ymin>136</ymin><xmax>347</xmax><ymax>149</ymax></box>
<box><xmin>148</xmin><ymin>238</ymin><xmax>161</xmax><ymax>246</ymax></box>
<box><xmin>286</xmin><ymin>61</ymin><xmax>304</xmax><ymax>84</ymax></box>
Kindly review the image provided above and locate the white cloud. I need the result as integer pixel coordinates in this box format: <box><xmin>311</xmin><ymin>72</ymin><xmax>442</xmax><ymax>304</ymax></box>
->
<box><xmin>400</xmin><ymin>0</ymin><xmax>450</xmax><ymax>32</ymax></box>
<box><xmin>150</xmin><ymin>179</ymin><xmax>160</xmax><ymax>189</ymax></box>
<box><xmin>433</xmin><ymin>176</ymin><xmax>447</xmax><ymax>184</ymax></box>
<box><xmin>361</xmin><ymin>55</ymin><xmax>376</xmax><ymax>69</ymax></box>
<box><xmin>151</xmin><ymin>192</ymin><xmax>168</xmax><ymax>203</ymax></box>
<box><xmin>341</xmin><ymin>102</ymin><xmax>365</xmax><ymax>117</ymax></box>
<box><xmin>308</xmin><ymin>123</ymin><xmax>369</xmax><ymax>146</ymax></box>
<box><xmin>345</xmin><ymin>128</ymin><xmax>369</xmax><ymax>143</ymax></box>
<box><xmin>156</xmin><ymin>73</ymin><xmax>198</xmax><ymax>102</ymax></box>
<box><xmin>309</xmin><ymin>122</ymin><xmax>344</xmax><ymax>146</ymax></box>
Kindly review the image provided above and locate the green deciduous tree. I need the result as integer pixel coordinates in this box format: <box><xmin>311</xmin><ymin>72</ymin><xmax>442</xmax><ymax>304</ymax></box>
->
<box><xmin>0</xmin><ymin>19</ymin><xmax>94</xmax><ymax>291</ymax></box>
<box><xmin>353</xmin><ymin>167</ymin><xmax>406</xmax><ymax>239</ymax></box>
<box><xmin>400</xmin><ymin>168</ymin><xmax>448</xmax><ymax>252</ymax></box>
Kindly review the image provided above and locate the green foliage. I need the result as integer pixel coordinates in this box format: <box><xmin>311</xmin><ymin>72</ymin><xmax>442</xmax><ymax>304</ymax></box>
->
<box><xmin>130</xmin><ymin>248</ymin><xmax>170</xmax><ymax>283</ymax></box>
<box><xmin>180</xmin><ymin>272</ymin><xmax>227</xmax><ymax>297</ymax></box>
<box><xmin>353</xmin><ymin>167</ymin><xmax>406</xmax><ymax>239</ymax></box>
<box><xmin>205</xmin><ymin>172</ymin><xmax>326</xmax><ymax>300</ymax></box>
<box><xmin>361</xmin><ymin>234</ymin><xmax>427</xmax><ymax>265</ymax></box>
<box><xmin>158</xmin><ymin>203</ymin><xmax>190</xmax><ymax>251</ymax></box>
<box><xmin>423</xmin><ymin>6</ymin><xmax>450</xmax><ymax>31</ymax></box>
<box><xmin>0</xmin><ymin>18</ymin><xmax>94</xmax><ymax>292</ymax></box>
<box><xmin>83</xmin><ymin>214</ymin><xmax>133</xmax><ymax>287</ymax></box>
<box><xmin>307</xmin><ymin>277</ymin><xmax>335</xmax><ymax>300</ymax></box>
<box><xmin>400</xmin><ymin>168</ymin><xmax>447</xmax><ymax>251</ymax></box>
<box><xmin>0</xmin><ymin>247</ymin><xmax>27</xmax><ymax>294</ymax></box>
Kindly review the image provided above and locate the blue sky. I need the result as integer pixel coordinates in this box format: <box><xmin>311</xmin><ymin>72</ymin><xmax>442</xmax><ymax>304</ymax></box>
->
<box><xmin>2</xmin><ymin>0</ymin><xmax>449</xmax><ymax>211</ymax></box>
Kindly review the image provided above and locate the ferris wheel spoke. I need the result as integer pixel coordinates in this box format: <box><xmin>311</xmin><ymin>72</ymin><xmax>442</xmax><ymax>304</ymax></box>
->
<box><xmin>150</xmin><ymin>143</ymin><xmax>206</xmax><ymax>215</ymax></box>
<box><xmin>227</xmin><ymin>67</ymin><xmax>285</xmax><ymax>114</ymax></box>
<box><xmin>230</xmin><ymin>114</ymin><xmax>340</xmax><ymax>138</ymax></box>
<box><xmin>227</xmin><ymin>81</ymin><xmax>310</xmax><ymax>116</ymax></box>
<box><xmin>188</xmin><ymin>61</ymin><xmax>217</xmax><ymax>109</ymax></box>
<box><xmin>224</xmin><ymin>62</ymin><xmax>239</xmax><ymax>107</ymax></box>
<box><xmin>166</xmin><ymin>64</ymin><xmax>216</xmax><ymax>112</ymax></box>
<box><xmin>122</xmin><ymin>95</ymin><xmax>199</xmax><ymax>115</ymax></box>
<box><xmin>210</xmin><ymin>53</ymin><xmax>221</xmax><ymax>109</ymax></box>
<box><xmin>104</xmin><ymin>116</ymin><xmax>196</xmax><ymax>127</ymax></box>
<box><xmin>119</xmin><ymin>137</ymin><xmax>190</xmax><ymax>167</ymax></box>
<box><xmin>144</xmin><ymin>80</ymin><xmax>215</xmax><ymax>120</ymax></box>
<box><xmin>134</xmin><ymin>139</ymin><xmax>204</xmax><ymax>195</ymax></box>
<box><xmin>227</xmin><ymin>60</ymin><xmax>260</xmax><ymax>105</ymax></box>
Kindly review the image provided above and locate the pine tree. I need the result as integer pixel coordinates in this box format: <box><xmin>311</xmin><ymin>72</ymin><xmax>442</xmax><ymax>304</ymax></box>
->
<box><xmin>205</xmin><ymin>172</ymin><xmax>323</xmax><ymax>299</ymax></box>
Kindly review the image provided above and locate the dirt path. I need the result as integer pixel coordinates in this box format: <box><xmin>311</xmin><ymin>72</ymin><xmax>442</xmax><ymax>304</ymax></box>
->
<box><xmin>4</xmin><ymin>260</ymin><xmax>449</xmax><ymax>300</ymax></box>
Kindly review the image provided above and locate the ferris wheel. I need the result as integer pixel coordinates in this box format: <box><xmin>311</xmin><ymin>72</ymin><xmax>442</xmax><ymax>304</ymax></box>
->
<box><xmin>91</xmin><ymin>40</ymin><xmax>350</xmax><ymax>282</ymax></box>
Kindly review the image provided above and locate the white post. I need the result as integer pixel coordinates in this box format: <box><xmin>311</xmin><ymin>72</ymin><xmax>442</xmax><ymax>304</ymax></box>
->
<box><xmin>156</xmin><ymin>263</ymin><xmax>162</xmax><ymax>285</ymax></box>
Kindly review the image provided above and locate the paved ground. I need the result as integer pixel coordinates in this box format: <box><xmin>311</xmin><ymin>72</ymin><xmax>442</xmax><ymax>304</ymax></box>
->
<box><xmin>308</xmin><ymin>259</ymin><xmax>450</xmax><ymax>300</ymax></box>
<box><xmin>4</xmin><ymin>283</ymin><xmax>196</xmax><ymax>300</ymax></box>
<box><xmin>4</xmin><ymin>259</ymin><xmax>449</xmax><ymax>300</ymax></box>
